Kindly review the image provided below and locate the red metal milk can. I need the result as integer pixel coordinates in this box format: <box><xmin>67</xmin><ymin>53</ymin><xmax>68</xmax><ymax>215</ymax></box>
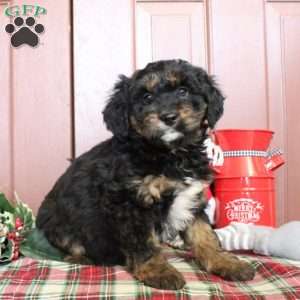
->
<box><xmin>213</xmin><ymin>129</ymin><xmax>284</xmax><ymax>228</ymax></box>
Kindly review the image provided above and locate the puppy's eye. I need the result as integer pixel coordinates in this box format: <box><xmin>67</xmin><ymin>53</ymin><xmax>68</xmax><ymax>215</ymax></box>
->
<box><xmin>177</xmin><ymin>87</ymin><xmax>188</xmax><ymax>97</ymax></box>
<box><xmin>143</xmin><ymin>93</ymin><xmax>153</xmax><ymax>104</ymax></box>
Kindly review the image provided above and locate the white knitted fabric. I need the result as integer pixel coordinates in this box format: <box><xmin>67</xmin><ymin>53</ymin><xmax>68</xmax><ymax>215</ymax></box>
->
<box><xmin>215</xmin><ymin>222</ymin><xmax>272</xmax><ymax>255</ymax></box>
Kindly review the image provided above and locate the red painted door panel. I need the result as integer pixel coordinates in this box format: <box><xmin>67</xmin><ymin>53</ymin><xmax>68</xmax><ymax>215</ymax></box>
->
<box><xmin>135</xmin><ymin>1</ymin><xmax>207</xmax><ymax>69</ymax></box>
<box><xmin>1</xmin><ymin>0</ymin><xmax>299</xmax><ymax>222</ymax></box>
<box><xmin>73</xmin><ymin>0</ymin><xmax>300</xmax><ymax>223</ymax></box>
<box><xmin>209</xmin><ymin>0</ymin><xmax>268</xmax><ymax>130</ymax></box>
<box><xmin>266</xmin><ymin>1</ymin><xmax>300</xmax><ymax>222</ymax></box>
<box><xmin>0</xmin><ymin>0</ymin><xmax>12</xmax><ymax>200</ymax></box>
<box><xmin>74</xmin><ymin>0</ymin><xmax>135</xmax><ymax>156</ymax></box>
<box><xmin>0</xmin><ymin>1</ymin><xmax>72</xmax><ymax>213</ymax></box>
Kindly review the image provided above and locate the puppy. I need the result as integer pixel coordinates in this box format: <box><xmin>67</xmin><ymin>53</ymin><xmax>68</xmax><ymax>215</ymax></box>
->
<box><xmin>36</xmin><ymin>60</ymin><xmax>255</xmax><ymax>290</ymax></box>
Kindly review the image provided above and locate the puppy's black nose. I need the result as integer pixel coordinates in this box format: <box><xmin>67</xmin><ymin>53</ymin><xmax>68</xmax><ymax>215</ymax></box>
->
<box><xmin>161</xmin><ymin>113</ymin><xmax>178</xmax><ymax>126</ymax></box>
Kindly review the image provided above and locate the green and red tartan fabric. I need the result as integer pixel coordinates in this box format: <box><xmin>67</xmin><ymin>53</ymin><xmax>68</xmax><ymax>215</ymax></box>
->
<box><xmin>0</xmin><ymin>248</ymin><xmax>300</xmax><ymax>300</ymax></box>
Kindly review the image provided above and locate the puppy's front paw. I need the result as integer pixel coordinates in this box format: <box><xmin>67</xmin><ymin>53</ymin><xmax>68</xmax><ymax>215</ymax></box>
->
<box><xmin>226</xmin><ymin>260</ymin><xmax>256</xmax><ymax>281</ymax></box>
<box><xmin>144</xmin><ymin>269</ymin><xmax>185</xmax><ymax>290</ymax></box>
<box><xmin>137</xmin><ymin>175</ymin><xmax>177</xmax><ymax>207</ymax></box>
<box><xmin>213</xmin><ymin>258</ymin><xmax>256</xmax><ymax>281</ymax></box>
<box><xmin>137</xmin><ymin>175</ymin><xmax>161</xmax><ymax>206</ymax></box>
<box><xmin>134</xmin><ymin>254</ymin><xmax>186</xmax><ymax>290</ymax></box>
<box><xmin>141</xmin><ymin>265</ymin><xmax>186</xmax><ymax>290</ymax></box>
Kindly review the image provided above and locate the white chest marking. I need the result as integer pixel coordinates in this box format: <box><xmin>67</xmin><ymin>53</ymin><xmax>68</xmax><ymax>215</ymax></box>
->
<box><xmin>168</xmin><ymin>180</ymin><xmax>204</xmax><ymax>230</ymax></box>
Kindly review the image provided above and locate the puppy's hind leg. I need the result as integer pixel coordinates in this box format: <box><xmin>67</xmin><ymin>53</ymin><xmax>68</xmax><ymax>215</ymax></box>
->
<box><xmin>55</xmin><ymin>236</ymin><xmax>93</xmax><ymax>265</ymax></box>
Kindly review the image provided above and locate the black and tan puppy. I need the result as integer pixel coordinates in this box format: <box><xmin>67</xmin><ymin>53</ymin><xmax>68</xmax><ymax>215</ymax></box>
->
<box><xmin>36</xmin><ymin>60</ymin><xmax>255</xmax><ymax>290</ymax></box>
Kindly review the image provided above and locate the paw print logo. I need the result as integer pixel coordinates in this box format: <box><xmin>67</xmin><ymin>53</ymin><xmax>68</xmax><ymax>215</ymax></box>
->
<box><xmin>5</xmin><ymin>17</ymin><xmax>45</xmax><ymax>48</ymax></box>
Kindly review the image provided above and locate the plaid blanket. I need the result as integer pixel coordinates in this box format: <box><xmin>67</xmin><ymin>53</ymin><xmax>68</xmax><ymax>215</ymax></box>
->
<box><xmin>0</xmin><ymin>248</ymin><xmax>300</xmax><ymax>300</ymax></box>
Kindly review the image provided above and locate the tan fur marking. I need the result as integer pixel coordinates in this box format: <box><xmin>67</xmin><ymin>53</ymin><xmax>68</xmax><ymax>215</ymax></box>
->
<box><xmin>58</xmin><ymin>239</ymin><xmax>91</xmax><ymax>265</ymax></box>
<box><xmin>130</xmin><ymin>114</ymin><xmax>160</xmax><ymax>138</ymax></box>
<box><xmin>57</xmin><ymin>236</ymin><xmax>70</xmax><ymax>249</ymax></box>
<box><xmin>70</xmin><ymin>243</ymin><xmax>86</xmax><ymax>256</ymax></box>
<box><xmin>178</xmin><ymin>105</ymin><xmax>193</xmax><ymax>119</ymax></box>
<box><xmin>178</xmin><ymin>105</ymin><xmax>207</xmax><ymax>131</ymax></box>
<box><xmin>144</xmin><ymin>113</ymin><xmax>159</xmax><ymax>125</ymax></box>
<box><xmin>185</xmin><ymin>219</ymin><xmax>255</xmax><ymax>281</ymax></box>
<box><xmin>166</xmin><ymin>71</ymin><xmax>181</xmax><ymax>86</ymax></box>
<box><xmin>133</xmin><ymin>253</ymin><xmax>185</xmax><ymax>290</ymax></box>
<box><xmin>130</xmin><ymin>116</ymin><xmax>142</xmax><ymax>134</ymax></box>
<box><xmin>144</xmin><ymin>73</ymin><xmax>160</xmax><ymax>92</ymax></box>
<box><xmin>150</xmin><ymin>229</ymin><xmax>161</xmax><ymax>248</ymax></box>
<box><xmin>137</xmin><ymin>175</ymin><xmax>183</xmax><ymax>206</ymax></box>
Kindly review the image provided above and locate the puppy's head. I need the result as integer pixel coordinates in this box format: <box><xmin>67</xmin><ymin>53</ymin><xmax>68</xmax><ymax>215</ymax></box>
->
<box><xmin>103</xmin><ymin>60</ymin><xmax>224</xmax><ymax>147</ymax></box>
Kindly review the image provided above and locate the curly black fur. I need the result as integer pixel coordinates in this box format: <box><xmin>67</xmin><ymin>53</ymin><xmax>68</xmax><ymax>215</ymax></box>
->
<box><xmin>36</xmin><ymin>60</ymin><xmax>226</xmax><ymax>287</ymax></box>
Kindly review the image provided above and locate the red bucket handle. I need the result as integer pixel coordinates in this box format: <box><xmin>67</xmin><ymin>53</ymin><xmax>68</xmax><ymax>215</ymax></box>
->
<box><xmin>265</xmin><ymin>149</ymin><xmax>285</xmax><ymax>172</ymax></box>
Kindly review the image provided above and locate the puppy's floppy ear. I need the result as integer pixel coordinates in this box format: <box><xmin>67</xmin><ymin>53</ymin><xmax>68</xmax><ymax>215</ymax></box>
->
<box><xmin>103</xmin><ymin>75</ymin><xmax>131</xmax><ymax>138</ymax></box>
<box><xmin>204</xmin><ymin>76</ymin><xmax>225</xmax><ymax>128</ymax></box>
<box><xmin>194</xmin><ymin>67</ymin><xmax>225</xmax><ymax>128</ymax></box>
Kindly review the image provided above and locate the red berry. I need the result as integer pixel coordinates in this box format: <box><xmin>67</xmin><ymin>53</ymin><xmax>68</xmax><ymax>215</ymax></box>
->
<box><xmin>13</xmin><ymin>251</ymin><xmax>19</xmax><ymax>260</ymax></box>
<box><xmin>8</xmin><ymin>232</ymin><xmax>16</xmax><ymax>239</ymax></box>
<box><xmin>15</xmin><ymin>218</ymin><xmax>23</xmax><ymax>228</ymax></box>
